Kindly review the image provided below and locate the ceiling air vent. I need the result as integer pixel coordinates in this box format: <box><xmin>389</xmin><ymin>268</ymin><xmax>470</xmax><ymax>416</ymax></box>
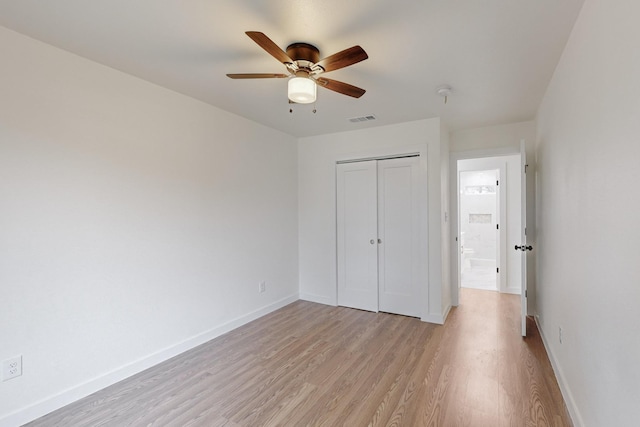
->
<box><xmin>348</xmin><ymin>115</ymin><xmax>377</xmax><ymax>123</ymax></box>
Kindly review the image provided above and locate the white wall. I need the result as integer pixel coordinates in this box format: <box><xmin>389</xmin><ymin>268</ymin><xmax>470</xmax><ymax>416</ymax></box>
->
<box><xmin>440</xmin><ymin>123</ymin><xmax>451</xmax><ymax>313</ymax></box>
<box><xmin>535</xmin><ymin>0</ymin><xmax>640</xmax><ymax>425</ymax></box>
<box><xmin>450</xmin><ymin>121</ymin><xmax>536</xmax><ymax>153</ymax></box>
<box><xmin>0</xmin><ymin>27</ymin><xmax>299</xmax><ymax>426</ymax></box>
<box><xmin>298</xmin><ymin>119</ymin><xmax>450</xmax><ymax>323</ymax></box>
<box><xmin>450</xmin><ymin>121</ymin><xmax>535</xmax><ymax>311</ymax></box>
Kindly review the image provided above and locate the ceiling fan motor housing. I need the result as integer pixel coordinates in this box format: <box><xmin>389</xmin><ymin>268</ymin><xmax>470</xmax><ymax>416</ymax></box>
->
<box><xmin>286</xmin><ymin>43</ymin><xmax>320</xmax><ymax>64</ymax></box>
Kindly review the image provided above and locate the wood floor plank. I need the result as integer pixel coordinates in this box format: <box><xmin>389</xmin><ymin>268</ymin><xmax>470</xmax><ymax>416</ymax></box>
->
<box><xmin>25</xmin><ymin>289</ymin><xmax>572</xmax><ymax>427</ymax></box>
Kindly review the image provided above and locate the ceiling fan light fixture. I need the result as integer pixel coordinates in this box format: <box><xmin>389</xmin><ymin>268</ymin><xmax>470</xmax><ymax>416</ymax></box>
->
<box><xmin>288</xmin><ymin>76</ymin><xmax>317</xmax><ymax>104</ymax></box>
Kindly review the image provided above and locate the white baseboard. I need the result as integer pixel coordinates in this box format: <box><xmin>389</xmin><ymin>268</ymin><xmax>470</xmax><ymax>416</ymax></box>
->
<box><xmin>534</xmin><ymin>315</ymin><xmax>584</xmax><ymax>427</ymax></box>
<box><xmin>502</xmin><ymin>287</ymin><xmax>522</xmax><ymax>295</ymax></box>
<box><xmin>0</xmin><ymin>294</ymin><xmax>299</xmax><ymax>427</ymax></box>
<box><xmin>441</xmin><ymin>304</ymin><xmax>452</xmax><ymax>323</ymax></box>
<box><xmin>422</xmin><ymin>311</ymin><xmax>446</xmax><ymax>325</ymax></box>
<box><xmin>299</xmin><ymin>292</ymin><xmax>335</xmax><ymax>306</ymax></box>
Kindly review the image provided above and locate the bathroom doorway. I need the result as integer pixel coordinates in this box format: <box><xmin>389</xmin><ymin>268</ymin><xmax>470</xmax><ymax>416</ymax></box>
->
<box><xmin>452</xmin><ymin>154</ymin><xmax>522</xmax><ymax>304</ymax></box>
<box><xmin>459</xmin><ymin>169</ymin><xmax>499</xmax><ymax>291</ymax></box>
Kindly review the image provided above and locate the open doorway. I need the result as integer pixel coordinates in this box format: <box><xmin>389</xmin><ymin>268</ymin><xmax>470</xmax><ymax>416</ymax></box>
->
<box><xmin>459</xmin><ymin>169</ymin><xmax>499</xmax><ymax>291</ymax></box>
<box><xmin>453</xmin><ymin>155</ymin><xmax>522</xmax><ymax>304</ymax></box>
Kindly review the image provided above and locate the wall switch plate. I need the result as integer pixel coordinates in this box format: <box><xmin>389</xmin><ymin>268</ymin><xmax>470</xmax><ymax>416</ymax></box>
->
<box><xmin>2</xmin><ymin>355</ymin><xmax>22</xmax><ymax>381</ymax></box>
<box><xmin>559</xmin><ymin>327</ymin><xmax>563</xmax><ymax>344</ymax></box>
<box><xmin>258</xmin><ymin>281</ymin><xmax>266</xmax><ymax>293</ymax></box>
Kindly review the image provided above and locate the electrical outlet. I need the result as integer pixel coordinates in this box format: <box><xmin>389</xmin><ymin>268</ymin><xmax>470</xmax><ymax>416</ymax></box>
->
<box><xmin>559</xmin><ymin>327</ymin><xmax>563</xmax><ymax>344</ymax></box>
<box><xmin>2</xmin><ymin>356</ymin><xmax>22</xmax><ymax>381</ymax></box>
<box><xmin>258</xmin><ymin>281</ymin><xmax>266</xmax><ymax>293</ymax></box>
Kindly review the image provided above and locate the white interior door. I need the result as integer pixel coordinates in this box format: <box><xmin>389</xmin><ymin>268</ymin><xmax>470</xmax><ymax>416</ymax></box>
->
<box><xmin>519</xmin><ymin>140</ymin><xmax>529</xmax><ymax>337</ymax></box>
<box><xmin>337</xmin><ymin>161</ymin><xmax>379</xmax><ymax>312</ymax></box>
<box><xmin>377</xmin><ymin>157</ymin><xmax>420</xmax><ymax>317</ymax></box>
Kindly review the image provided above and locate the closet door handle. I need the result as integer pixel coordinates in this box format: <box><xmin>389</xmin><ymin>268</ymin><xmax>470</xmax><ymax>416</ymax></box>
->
<box><xmin>378</xmin><ymin>239</ymin><xmax>382</xmax><ymax>244</ymax></box>
<box><xmin>370</xmin><ymin>239</ymin><xmax>375</xmax><ymax>245</ymax></box>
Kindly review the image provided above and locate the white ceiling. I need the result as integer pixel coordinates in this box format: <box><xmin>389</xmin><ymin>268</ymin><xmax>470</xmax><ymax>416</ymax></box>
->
<box><xmin>0</xmin><ymin>0</ymin><xmax>584</xmax><ymax>137</ymax></box>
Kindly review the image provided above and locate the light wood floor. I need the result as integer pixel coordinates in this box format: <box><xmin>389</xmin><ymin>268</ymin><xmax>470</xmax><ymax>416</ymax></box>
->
<box><xmin>26</xmin><ymin>289</ymin><xmax>571</xmax><ymax>426</ymax></box>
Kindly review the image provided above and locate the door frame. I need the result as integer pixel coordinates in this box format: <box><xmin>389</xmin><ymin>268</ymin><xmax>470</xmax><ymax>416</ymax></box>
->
<box><xmin>449</xmin><ymin>147</ymin><xmax>521</xmax><ymax>307</ymax></box>
<box><xmin>334</xmin><ymin>144</ymin><xmax>430</xmax><ymax>320</ymax></box>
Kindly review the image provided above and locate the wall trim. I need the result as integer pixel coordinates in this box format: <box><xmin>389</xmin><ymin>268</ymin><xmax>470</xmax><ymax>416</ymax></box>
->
<box><xmin>421</xmin><ymin>309</ymin><xmax>448</xmax><ymax>325</ymax></box>
<box><xmin>534</xmin><ymin>315</ymin><xmax>584</xmax><ymax>427</ymax></box>
<box><xmin>0</xmin><ymin>294</ymin><xmax>299</xmax><ymax>427</ymax></box>
<box><xmin>441</xmin><ymin>303</ymin><xmax>452</xmax><ymax>323</ymax></box>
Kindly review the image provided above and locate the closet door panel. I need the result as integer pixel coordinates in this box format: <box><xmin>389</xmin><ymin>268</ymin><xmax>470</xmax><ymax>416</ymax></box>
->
<box><xmin>337</xmin><ymin>161</ymin><xmax>378</xmax><ymax>312</ymax></box>
<box><xmin>378</xmin><ymin>157</ymin><xmax>420</xmax><ymax>317</ymax></box>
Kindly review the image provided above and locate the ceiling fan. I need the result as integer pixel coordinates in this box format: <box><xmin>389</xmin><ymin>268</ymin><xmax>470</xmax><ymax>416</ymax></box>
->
<box><xmin>227</xmin><ymin>31</ymin><xmax>368</xmax><ymax>104</ymax></box>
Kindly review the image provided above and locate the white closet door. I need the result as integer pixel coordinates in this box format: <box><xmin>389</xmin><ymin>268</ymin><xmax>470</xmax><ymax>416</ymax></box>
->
<box><xmin>377</xmin><ymin>157</ymin><xmax>420</xmax><ymax>317</ymax></box>
<box><xmin>337</xmin><ymin>161</ymin><xmax>379</xmax><ymax>312</ymax></box>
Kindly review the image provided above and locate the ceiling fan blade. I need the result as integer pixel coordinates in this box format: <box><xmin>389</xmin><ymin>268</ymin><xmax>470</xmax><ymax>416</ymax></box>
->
<box><xmin>227</xmin><ymin>73</ymin><xmax>289</xmax><ymax>79</ymax></box>
<box><xmin>316</xmin><ymin>77</ymin><xmax>366</xmax><ymax>98</ymax></box>
<box><xmin>245</xmin><ymin>31</ymin><xmax>294</xmax><ymax>64</ymax></box>
<box><xmin>315</xmin><ymin>46</ymin><xmax>368</xmax><ymax>73</ymax></box>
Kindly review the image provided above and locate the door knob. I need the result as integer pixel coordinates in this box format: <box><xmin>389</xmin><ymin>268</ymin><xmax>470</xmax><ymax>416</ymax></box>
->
<box><xmin>514</xmin><ymin>245</ymin><xmax>533</xmax><ymax>251</ymax></box>
<box><xmin>370</xmin><ymin>239</ymin><xmax>375</xmax><ymax>245</ymax></box>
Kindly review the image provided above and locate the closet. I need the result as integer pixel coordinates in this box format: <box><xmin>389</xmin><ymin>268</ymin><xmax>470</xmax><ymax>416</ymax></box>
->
<box><xmin>336</xmin><ymin>156</ymin><xmax>421</xmax><ymax>317</ymax></box>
